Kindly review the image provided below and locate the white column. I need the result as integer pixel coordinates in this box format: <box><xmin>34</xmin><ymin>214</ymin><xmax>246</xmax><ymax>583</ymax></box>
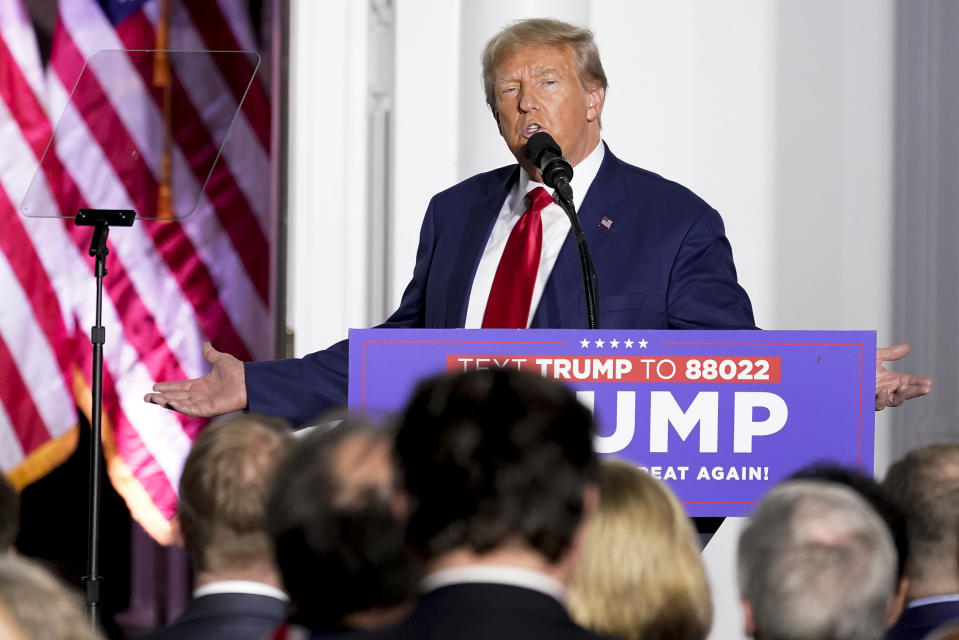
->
<box><xmin>286</xmin><ymin>0</ymin><xmax>370</xmax><ymax>356</ymax></box>
<box><xmin>390</xmin><ymin>0</ymin><xmax>461</xmax><ymax>306</ymax></box>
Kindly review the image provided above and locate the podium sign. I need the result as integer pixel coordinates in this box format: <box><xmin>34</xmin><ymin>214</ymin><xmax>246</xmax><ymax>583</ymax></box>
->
<box><xmin>348</xmin><ymin>329</ymin><xmax>876</xmax><ymax>517</ymax></box>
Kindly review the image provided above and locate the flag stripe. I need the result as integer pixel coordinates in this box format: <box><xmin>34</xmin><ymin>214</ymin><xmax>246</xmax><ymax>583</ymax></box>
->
<box><xmin>0</xmin><ymin>335</ymin><xmax>50</xmax><ymax>455</ymax></box>
<box><xmin>0</xmin><ymin>399</ymin><xmax>26</xmax><ymax>472</ymax></box>
<box><xmin>0</xmin><ymin>0</ymin><xmax>42</xmax><ymax>96</ymax></box>
<box><xmin>181</xmin><ymin>1</ymin><xmax>270</xmax><ymax>152</ymax></box>
<box><xmin>214</xmin><ymin>0</ymin><xmax>258</xmax><ymax>53</ymax></box>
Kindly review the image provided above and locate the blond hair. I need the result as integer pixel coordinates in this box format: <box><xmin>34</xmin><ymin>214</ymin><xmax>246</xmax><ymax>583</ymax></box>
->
<box><xmin>481</xmin><ymin>18</ymin><xmax>608</xmax><ymax>110</ymax></box>
<box><xmin>0</xmin><ymin>555</ymin><xmax>104</xmax><ymax>640</ymax></box>
<box><xmin>178</xmin><ymin>414</ymin><xmax>294</xmax><ymax>573</ymax></box>
<box><xmin>569</xmin><ymin>460</ymin><xmax>712</xmax><ymax>640</ymax></box>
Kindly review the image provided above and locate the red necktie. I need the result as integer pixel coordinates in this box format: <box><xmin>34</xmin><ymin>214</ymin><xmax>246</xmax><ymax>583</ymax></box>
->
<box><xmin>482</xmin><ymin>186</ymin><xmax>554</xmax><ymax>328</ymax></box>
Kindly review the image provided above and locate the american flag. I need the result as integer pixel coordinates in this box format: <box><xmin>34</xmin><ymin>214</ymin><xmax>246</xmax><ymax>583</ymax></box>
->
<box><xmin>0</xmin><ymin>0</ymin><xmax>273</xmax><ymax>543</ymax></box>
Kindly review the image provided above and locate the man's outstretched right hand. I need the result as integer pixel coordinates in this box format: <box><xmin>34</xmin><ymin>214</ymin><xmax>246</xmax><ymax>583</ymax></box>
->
<box><xmin>144</xmin><ymin>342</ymin><xmax>247</xmax><ymax>418</ymax></box>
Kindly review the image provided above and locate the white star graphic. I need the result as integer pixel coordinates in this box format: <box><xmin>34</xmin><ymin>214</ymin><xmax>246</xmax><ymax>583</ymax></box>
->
<box><xmin>594</xmin><ymin>339</ymin><xmax>604</xmax><ymax>348</ymax></box>
<box><xmin>638</xmin><ymin>338</ymin><xmax>649</xmax><ymax>349</ymax></box>
<box><xmin>580</xmin><ymin>338</ymin><xmax>590</xmax><ymax>348</ymax></box>
<box><xmin>624</xmin><ymin>339</ymin><xmax>634</xmax><ymax>349</ymax></box>
<box><xmin>609</xmin><ymin>339</ymin><xmax>619</xmax><ymax>348</ymax></box>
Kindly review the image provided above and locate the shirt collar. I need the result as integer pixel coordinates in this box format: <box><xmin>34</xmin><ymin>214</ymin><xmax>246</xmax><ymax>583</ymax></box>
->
<box><xmin>420</xmin><ymin>565</ymin><xmax>567</xmax><ymax>605</ymax></box>
<box><xmin>192</xmin><ymin>580</ymin><xmax>289</xmax><ymax>602</ymax></box>
<box><xmin>907</xmin><ymin>593</ymin><xmax>959</xmax><ymax>609</ymax></box>
<box><xmin>517</xmin><ymin>139</ymin><xmax>606</xmax><ymax>212</ymax></box>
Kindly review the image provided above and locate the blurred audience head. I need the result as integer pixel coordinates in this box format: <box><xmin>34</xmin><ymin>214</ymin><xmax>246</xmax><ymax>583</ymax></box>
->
<box><xmin>790</xmin><ymin>461</ymin><xmax>910</xmax><ymax>625</ymax></box>
<box><xmin>882</xmin><ymin>443</ymin><xmax>959</xmax><ymax>599</ymax></box>
<box><xmin>0</xmin><ymin>475</ymin><xmax>18</xmax><ymax>553</ymax></box>
<box><xmin>266</xmin><ymin>416</ymin><xmax>415</xmax><ymax>632</ymax></box>
<box><xmin>738</xmin><ymin>480</ymin><xmax>897</xmax><ymax>640</ymax></box>
<box><xmin>395</xmin><ymin>368</ymin><xmax>598</xmax><ymax>574</ymax></box>
<box><xmin>568</xmin><ymin>459</ymin><xmax>712</xmax><ymax>640</ymax></box>
<box><xmin>177</xmin><ymin>414</ymin><xmax>294</xmax><ymax>579</ymax></box>
<box><xmin>925</xmin><ymin>623</ymin><xmax>959</xmax><ymax>640</ymax></box>
<box><xmin>0</xmin><ymin>554</ymin><xmax>103</xmax><ymax>640</ymax></box>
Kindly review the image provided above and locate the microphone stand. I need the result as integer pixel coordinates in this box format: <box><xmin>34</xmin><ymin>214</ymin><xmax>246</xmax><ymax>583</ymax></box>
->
<box><xmin>552</xmin><ymin>179</ymin><xmax>600</xmax><ymax>330</ymax></box>
<box><xmin>75</xmin><ymin>208</ymin><xmax>135</xmax><ymax>631</ymax></box>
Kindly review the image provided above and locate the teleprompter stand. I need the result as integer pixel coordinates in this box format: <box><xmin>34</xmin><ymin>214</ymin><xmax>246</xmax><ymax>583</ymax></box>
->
<box><xmin>75</xmin><ymin>208</ymin><xmax>135</xmax><ymax>630</ymax></box>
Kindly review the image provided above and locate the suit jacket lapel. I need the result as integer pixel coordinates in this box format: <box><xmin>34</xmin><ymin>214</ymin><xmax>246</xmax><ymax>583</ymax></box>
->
<box><xmin>441</xmin><ymin>167</ymin><xmax>519</xmax><ymax>327</ymax></box>
<box><xmin>532</xmin><ymin>146</ymin><xmax>627</xmax><ymax>327</ymax></box>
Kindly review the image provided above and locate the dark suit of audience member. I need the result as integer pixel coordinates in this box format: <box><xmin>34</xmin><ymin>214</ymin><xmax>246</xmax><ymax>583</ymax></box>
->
<box><xmin>338</xmin><ymin>367</ymin><xmax>606</xmax><ymax>640</ymax></box>
<box><xmin>141</xmin><ymin>415</ymin><xmax>294</xmax><ymax>640</ymax></box>
<box><xmin>886</xmin><ymin>602</ymin><xmax>959</xmax><ymax>640</ymax></box>
<box><xmin>143</xmin><ymin>592</ymin><xmax>287</xmax><ymax>640</ymax></box>
<box><xmin>368</xmin><ymin>582</ymin><xmax>604</xmax><ymax>640</ymax></box>
<box><xmin>883</xmin><ymin>444</ymin><xmax>959</xmax><ymax>640</ymax></box>
<box><xmin>266</xmin><ymin>417</ymin><xmax>416</xmax><ymax>635</ymax></box>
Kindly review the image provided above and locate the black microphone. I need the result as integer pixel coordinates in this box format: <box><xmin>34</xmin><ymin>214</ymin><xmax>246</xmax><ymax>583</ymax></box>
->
<box><xmin>526</xmin><ymin>132</ymin><xmax>573</xmax><ymax>202</ymax></box>
<box><xmin>525</xmin><ymin>132</ymin><xmax>599</xmax><ymax>329</ymax></box>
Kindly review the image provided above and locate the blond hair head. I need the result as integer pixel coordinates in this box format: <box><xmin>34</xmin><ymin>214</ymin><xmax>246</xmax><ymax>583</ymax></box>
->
<box><xmin>568</xmin><ymin>459</ymin><xmax>712</xmax><ymax>640</ymax></box>
<box><xmin>177</xmin><ymin>414</ymin><xmax>294</xmax><ymax>573</ymax></box>
<box><xmin>0</xmin><ymin>555</ymin><xmax>104</xmax><ymax>640</ymax></box>
<box><xmin>481</xmin><ymin>18</ymin><xmax>608</xmax><ymax>111</ymax></box>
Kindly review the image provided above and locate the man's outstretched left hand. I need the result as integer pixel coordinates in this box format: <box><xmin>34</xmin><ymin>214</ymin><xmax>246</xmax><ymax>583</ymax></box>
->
<box><xmin>875</xmin><ymin>343</ymin><xmax>932</xmax><ymax>411</ymax></box>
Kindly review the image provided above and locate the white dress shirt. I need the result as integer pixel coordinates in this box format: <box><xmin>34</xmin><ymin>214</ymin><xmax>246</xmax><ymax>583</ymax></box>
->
<box><xmin>192</xmin><ymin>580</ymin><xmax>288</xmax><ymax>602</ymax></box>
<box><xmin>464</xmin><ymin>141</ymin><xmax>606</xmax><ymax>328</ymax></box>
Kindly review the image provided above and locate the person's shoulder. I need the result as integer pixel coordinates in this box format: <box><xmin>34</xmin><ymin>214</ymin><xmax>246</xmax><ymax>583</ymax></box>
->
<box><xmin>429</xmin><ymin>164</ymin><xmax>518</xmax><ymax>205</ymax></box>
<box><xmin>601</xmin><ymin>148</ymin><xmax>713</xmax><ymax>214</ymax></box>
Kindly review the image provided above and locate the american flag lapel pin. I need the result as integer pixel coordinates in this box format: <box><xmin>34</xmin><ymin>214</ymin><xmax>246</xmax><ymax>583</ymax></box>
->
<box><xmin>600</xmin><ymin>216</ymin><xmax>613</xmax><ymax>229</ymax></box>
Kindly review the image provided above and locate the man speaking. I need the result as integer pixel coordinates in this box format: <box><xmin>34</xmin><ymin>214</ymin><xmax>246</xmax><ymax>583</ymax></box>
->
<box><xmin>145</xmin><ymin>18</ymin><xmax>929</xmax><ymax>425</ymax></box>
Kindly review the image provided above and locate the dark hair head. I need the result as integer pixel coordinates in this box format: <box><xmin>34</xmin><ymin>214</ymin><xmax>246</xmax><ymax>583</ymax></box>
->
<box><xmin>395</xmin><ymin>368</ymin><xmax>598</xmax><ymax>563</ymax></box>
<box><xmin>177</xmin><ymin>414</ymin><xmax>294</xmax><ymax>573</ymax></box>
<box><xmin>265</xmin><ymin>417</ymin><xmax>416</xmax><ymax>632</ymax></box>
<box><xmin>0</xmin><ymin>475</ymin><xmax>18</xmax><ymax>553</ymax></box>
<box><xmin>789</xmin><ymin>461</ymin><xmax>909</xmax><ymax>580</ymax></box>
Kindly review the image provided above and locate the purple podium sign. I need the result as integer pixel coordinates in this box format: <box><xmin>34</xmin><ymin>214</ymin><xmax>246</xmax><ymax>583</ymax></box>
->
<box><xmin>348</xmin><ymin>329</ymin><xmax>876</xmax><ymax>517</ymax></box>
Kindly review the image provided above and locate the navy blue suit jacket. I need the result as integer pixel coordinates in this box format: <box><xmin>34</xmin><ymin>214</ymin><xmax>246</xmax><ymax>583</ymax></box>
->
<box><xmin>247</xmin><ymin>146</ymin><xmax>754</xmax><ymax>425</ymax></box>
<box><xmin>140</xmin><ymin>592</ymin><xmax>287</xmax><ymax>640</ymax></box>
<box><xmin>333</xmin><ymin>583</ymin><xmax>608</xmax><ymax>640</ymax></box>
<box><xmin>886</xmin><ymin>600</ymin><xmax>959</xmax><ymax>640</ymax></box>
